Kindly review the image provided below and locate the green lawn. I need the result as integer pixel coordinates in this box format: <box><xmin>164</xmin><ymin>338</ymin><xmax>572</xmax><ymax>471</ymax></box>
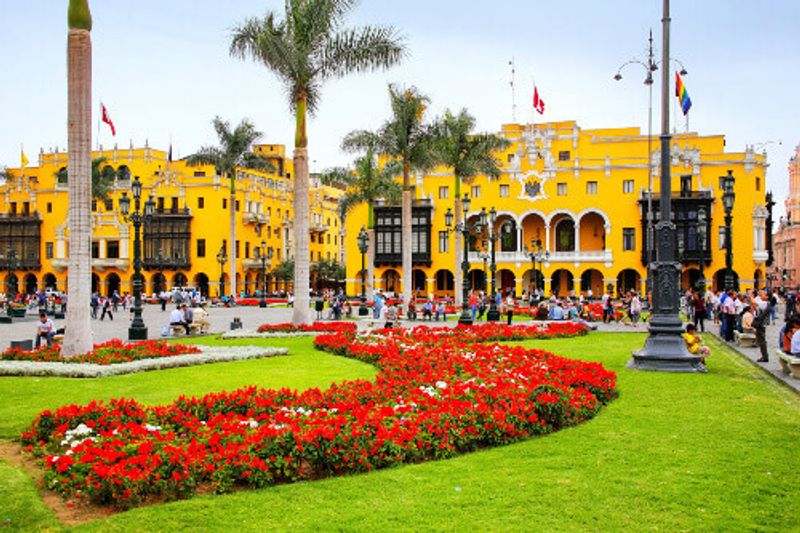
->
<box><xmin>1</xmin><ymin>333</ymin><xmax>798</xmax><ymax>531</ymax></box>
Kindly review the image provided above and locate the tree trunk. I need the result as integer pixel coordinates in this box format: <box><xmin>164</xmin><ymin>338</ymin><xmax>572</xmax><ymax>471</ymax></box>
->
<box><xmin>401</xmin><ymin>163</ymin><xmax>412</xmax><ymax>308</ymax></box>
<box><xmin>291</xmin><ymin>95</ymin><xmax>311</xmax><ymax>324</ymax></box>
<box><xmin>63</xmin><ymin>28</ymin><xmax>93</xmax><ymax>357</ymax></box>
<box><xmin>229</xmin><ymin>171</ymin><xmax>237</xmax><ymax>299</ymax></box>
<box><xmin>453</xmin><ymin>176</ymin><xmax>463</xmax><ymax>306</ymax></box>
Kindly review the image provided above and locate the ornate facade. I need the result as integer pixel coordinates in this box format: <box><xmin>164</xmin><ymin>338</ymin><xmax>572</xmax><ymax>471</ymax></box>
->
<box><xmin>344</xmin><ymin>120</ymin><xmax>771</xmax><ymax>298</ymax></box>
<box><xmin>0</xmin><ymin>143</ymin><xmax>342</xmax><ymax>297</ymax></box>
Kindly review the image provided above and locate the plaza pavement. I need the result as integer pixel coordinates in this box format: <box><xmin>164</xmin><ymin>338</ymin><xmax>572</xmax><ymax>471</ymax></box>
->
<box><xmin>1</xmin><ymin>303</ymin><xmax>797</xmax><ymax>394</ymax></box>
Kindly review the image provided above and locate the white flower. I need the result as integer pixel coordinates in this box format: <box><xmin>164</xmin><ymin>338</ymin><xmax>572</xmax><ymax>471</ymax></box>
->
<box><xmin>144</xmin><ymin>424</ymin><xmax>162</xmax><ymax>432</ymax></box>
<box><xmin>435</xmin><ymin>381</ymin><xmax>447</xmax><ymax>389</ymax></box>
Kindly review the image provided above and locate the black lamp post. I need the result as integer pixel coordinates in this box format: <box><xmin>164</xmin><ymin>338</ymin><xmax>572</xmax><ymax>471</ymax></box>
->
<box><xmin>527</xmin><ymin>238</ymin><xmax>549</xmax><ymax>301</ymax></box>
<box><xmin>119</xmin><ymin>177</ymin><xmax>154</xmax><ymax>340</ymax></box>
<box><xmin>630</xmin><ymin>0</ymin><xmax>705</xmax><ymax>373</ymax></box>
<box><xmin>721</xmin><ymin>170</ymin><xmax>736</xmax><ymax>290</ymax></box>
<box><xmin>357</xmin><ymin>227</ymin><xmax>369</xmax><ymax>316</ymax></box>
<box><xmin>485</xmin><ymin>207</ymin><xmax>505</xmax><ymax>322</ymax></box>
<box><xmin>696</xmin><ymin>208</ymin><xmax>707</xmax><ymax>294</ymax></box>
<box><xmin>259</xmin><ymin>240</ymin><xmax>268</xmax><ymax>308</ymax></box>
<box><xmin>445</xmin><ymin>194</ymin><xmax>487</xmax><ymax>326</ymax></box>
<box><xmin>479</xmin><ymin>242</ymin><xmax>489</xmax><ymax>294</ymax></box>
<box><xmin>216</xmin><ymin>246</ymin><xmax>227</xmax><ymax>299</ymax></box>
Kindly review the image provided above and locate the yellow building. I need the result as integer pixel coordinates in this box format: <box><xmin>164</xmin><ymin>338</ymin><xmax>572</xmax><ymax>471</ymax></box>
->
<box><xmin>0</xmin><ymin>142</ymin><xmax>342</xmax><ymax>297</ymax></box>
<box><xmin>344</xmin><ymin>120</ymin><xmax>771</xmax><ymax>299</ymax></box>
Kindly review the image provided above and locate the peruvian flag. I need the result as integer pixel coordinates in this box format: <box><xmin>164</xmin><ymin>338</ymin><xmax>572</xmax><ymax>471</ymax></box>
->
<box><xmin>101</xmin><ymin>103</ymin><xmax>116</xmax><ymax>136</ymax></box>
<box><xmin>533</xmin><ymin>85</ymin><xmax>545</xmax><ymax>115</ymax></box>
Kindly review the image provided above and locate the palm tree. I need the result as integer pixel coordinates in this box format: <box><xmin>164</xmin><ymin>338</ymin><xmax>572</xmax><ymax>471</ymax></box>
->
<box><xmin>343</xmin><ymin>85</ymin><xmax>438</xmax><ymax>308</ymax></box>
<box><xmin>230</xmin><ymin>0</ymin><xmax>405</xmax><ymax>325</ymax></box>
<box><xmin>434</xmin><ymin>109</ymin><xmax>510</xmax><ymax>303</ymax></box>
<box><xmin>55</xmin><ymin>156</ymin><xmax>118</xmax><ymax>200</ymax></box>
<box><xmin>186</xmin><ymin>117</ymin><xmax>273</xmax><ymax>298</ymax></box>
<box><xmin>322</xmin><ymin>149</ymin><xmax>401</xmax><ymax>300</ymax></box>
<box><xmin>63</xmin><ymin>0</ymin><xmax>93</xmax><ymax>357</ymax></box>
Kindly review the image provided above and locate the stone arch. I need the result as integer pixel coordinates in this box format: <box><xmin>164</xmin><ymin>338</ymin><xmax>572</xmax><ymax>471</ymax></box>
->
<box><xmin>152</xmin><ymin>272</ymin><xmax>167</xmax><ymax>295</ymax></box>
<box><xmin>497</xmin><ymin>269</ymin><xmax>516</xmax><ymax>294</ymax></box>
<box><xmin>173</xmin><ymin>272</ymin><xmax>188</xmax><ymax>288</ymax></box>
<box><xmin>551</xmin><ymin>269</ymin><xmax>574</xmax><ymax>296</ymax></box>
<box><xmin>24</xmin><ymin>273</ymin><xmax>38</xmax><ymax>294</ymax></box>
<box><xmin>469</xmin><ymin>269</ymin><xmax>487</xmax><ymax>292</ymax></box>
<box><xmin>43</xmin><ymin>273</ymin><xmax>57</xmax><ymax>291</ymax></box>
<box><xmin>617</xmin><ymin>269</ymin><xmax>641</xmax><ymax>295</ymax></box>
<box><xmin>580</xmin><ymin>269</ymin><xmax>604</xmax><ymax>296</ymax></box>
<box><xmin>578</xmin><ymin>211</ymin><xmax>607</xmax><ymax>252</ymax></box>
<box><xmin>194</xmin><ymin>272</ymin><xmax>210</xmax><ymax>297</ymax></box>
<box><xmin>522</xmin><ymin>268</ymin><xmax>545</xmax><ymax>294</ymax></box>
<box><xmin>434</xmin><ymin>269</ymin><xmax>454</xmax><ymax>294</ymax></box>
<box><xmin>412</xmin><ymin>269</ymin><xmax>427</xmax><ymax>294</ymax></box>
<box><xmin>520</xmin><ymin>211</ymin><xmax>547</xmax><ymax>251</ymax></box>
<box><xmin>382</xmin><ymin>269</ymin><xmax>401</xmax><ymax>296</ymax></box>
<box><xmin>105</xmin><ymin>272</ymin><xmax>121</xmax><ymax>297</ymax></box>
<box><xmin>681</xmin><ymin>268</ymin><xmax>701</xmax><ymax>291</ymax></box>
<box><xmin>552</xmin><ymin>216</ymin><xmax>576</xmax><ymax>252</ymax></box>
<box><xmin>713</xmin><ymin>269</ymin><xmax>739</xmax><ymax>292</ymax></box>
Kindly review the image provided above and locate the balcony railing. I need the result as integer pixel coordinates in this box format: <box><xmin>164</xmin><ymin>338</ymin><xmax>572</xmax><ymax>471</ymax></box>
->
<box><xmin>467</xmin><ymin>250</ymin><xmax>612</xmax><ymax>264</ymax></box>
<box><xmin>243</xmin><ymin>212</ymin><xmax>270</xmax><ymax>225</ymax></box>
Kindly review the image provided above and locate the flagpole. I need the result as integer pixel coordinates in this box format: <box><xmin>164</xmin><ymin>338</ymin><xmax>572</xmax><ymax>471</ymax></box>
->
<box><xmin>509</xmin><ymin>58</ymin><xmax>517</xmax><ymax>123</ymax></box>
<box><xmin>97</xmin><ymin>101</ymin><xmax>102</xmax><ymax>152</ymax></box>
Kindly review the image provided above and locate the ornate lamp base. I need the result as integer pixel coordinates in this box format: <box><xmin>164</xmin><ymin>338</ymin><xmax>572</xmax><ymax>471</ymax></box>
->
<box><xmin>128</xmin><ymin>326</ymin><xmax>148</xmax><ymax>341</ymax></box>
<box><xmin>630</xmin><ymin>261</ymin><xmax>707</xmax><ymax>373</ymax></box>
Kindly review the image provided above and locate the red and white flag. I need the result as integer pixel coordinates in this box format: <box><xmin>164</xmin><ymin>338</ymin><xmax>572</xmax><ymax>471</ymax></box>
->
<box><xmin>533</xmin><ymin>85</ymin><xmax>545</xmax><ymax>115</ymax></box>
<box><xmin>101</xmin><ymin>103</ymin><xmax>116</xmax><ymax>136</ymax></box>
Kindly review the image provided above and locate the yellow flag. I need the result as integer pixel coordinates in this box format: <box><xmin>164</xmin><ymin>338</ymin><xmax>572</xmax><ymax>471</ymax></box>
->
<box><xmin>20</xmin><ymin>149</ymin><xmax>29</xmax><ymax>168</ymax></box>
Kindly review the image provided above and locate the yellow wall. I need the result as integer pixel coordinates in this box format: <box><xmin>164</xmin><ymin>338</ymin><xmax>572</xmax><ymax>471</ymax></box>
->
<box><xmin>0</xmin><ymin>143</ymin><xmax>342</xmax><ymax>297</ymax></box>
<box><xmin>344</xmin><ymin>120</ymin><xmax>769</xmax><ymax>298</ymax></box>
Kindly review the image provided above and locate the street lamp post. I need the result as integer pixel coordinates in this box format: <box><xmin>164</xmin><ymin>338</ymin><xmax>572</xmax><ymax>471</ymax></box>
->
<box><xmin>216</xmin><ymin>246</ymin><xmax>227</xmax><ymax>299</ymax></box>
<box><xmin>485</xmin><ymin>207</ymin><xmax>504</xmax><ymax>322</ymax></box>
<box><xmin>722</xmin><ymin>170</ymin><xmax>736</xmax><ymax>290</ymax></box>
<box><xmin>479</xmin><ymin>243</ymin><xmax>490</xmax><ymax>295</ymax></box>
<box><xmin>357</xmin><ymin>227</ymin><xmax>369</xmax><ymax>316</ymax></box>
<box><xmin>630</xmin><ymin>0</ymin><xmax>705</xmax><ymax>373</ymax></box>
<box><xmin>696</xmin><ymin>208</ymin><xmax>707</xmax><ymax>294</ymax></box>
<box><xmin>259</xmin><ymin>240</ymin><xmax>268</xmax><ymax>308</ymax></box>
<box><xmin>615</xmin><ymin>31</ymin><xmax>688</xmax><ymax>288</ymax></box>
<box><xmin>118</xmin><ymin>177</ymin><xmax>154</xmax><ymax>340</ymax></box>
<box><xmin>445</xmin><ymin>194</ymin><xmax>487</xmax><ymax>326</ymax></box>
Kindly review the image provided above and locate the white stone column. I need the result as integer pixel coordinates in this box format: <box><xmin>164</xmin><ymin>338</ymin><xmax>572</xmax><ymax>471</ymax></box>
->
<box><xmin>545</xmin><ymin>224</ymin><xmax>551</xmax><ymax>251</ymax></box>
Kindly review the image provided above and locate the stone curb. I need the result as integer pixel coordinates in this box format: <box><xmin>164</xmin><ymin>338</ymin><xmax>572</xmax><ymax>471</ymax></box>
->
<box><xmin>0</xmin><ymin>346</ymin><xmax>288</xmax><ymax>378</ymax></box>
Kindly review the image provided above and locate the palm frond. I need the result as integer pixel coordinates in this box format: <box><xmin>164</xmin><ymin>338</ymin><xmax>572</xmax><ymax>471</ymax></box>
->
<box><xmin>318</xmin><ymin>26</ymin><xmax>406</xmax><ymax>80</ymax></box>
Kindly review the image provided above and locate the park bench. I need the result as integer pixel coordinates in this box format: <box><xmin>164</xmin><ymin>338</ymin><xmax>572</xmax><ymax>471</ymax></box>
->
<box><xmin>734</xmin><ymin>329</ymin><xmax>757</xmax><ymax>348</ymax></box>
<box><xmin>189</xmin><ymin>322</ymin><xmax>209</xmax><ymax>335</ymax></box>
<box><xmin>776</xmin><ymin>350</ymin><xmax>800</xmax><ymax>379</ymax></box>
<box><xmin>52</xmin><ymin>334</ymin><xmax>64</xmax><ymax>344</ymax></box>
<box><xmin>170</xmin><ymin>324</ymin><xmax>189</xmax><ymax>337</ymax></box>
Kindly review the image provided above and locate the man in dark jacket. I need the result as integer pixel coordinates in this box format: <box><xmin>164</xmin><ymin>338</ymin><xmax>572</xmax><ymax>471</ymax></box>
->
<box><xmin>753</xmin><ymin>297</ymin><xmax>772</xmax><ymax>363</ymax></box>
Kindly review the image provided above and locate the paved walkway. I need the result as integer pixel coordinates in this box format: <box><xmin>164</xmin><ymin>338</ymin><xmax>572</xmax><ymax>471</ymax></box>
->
<box><xmin>2</xmin><ymin>303</ymin><xmax>798</xmax><ymax>394</ymax></box>
<box><xmin>591</xmin><ymin>310</ymin><xmax>800</xmax><ymax>395</ymax></box>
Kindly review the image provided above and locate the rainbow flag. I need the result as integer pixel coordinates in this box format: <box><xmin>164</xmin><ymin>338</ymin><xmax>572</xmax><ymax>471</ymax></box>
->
<box><xmin>675</xmin><ymin>73</ymin><xmax>692</xmax><ymax>115</ymax></box>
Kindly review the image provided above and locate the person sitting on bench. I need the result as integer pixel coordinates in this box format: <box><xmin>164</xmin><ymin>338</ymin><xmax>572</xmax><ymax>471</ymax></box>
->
<box><xmin>683</xmin><ymin>323</ymin><xmax>710</xmax><ymax>364</ymax></box>
<box><xmin>169</xmin><ymin>305</ymin><xmax>189</xmax><ymax>335</ymax></box>
<box><xmin>35</xmin><ymin>312</ymin><xmax>56</xmax><ymax>348</ymax></box>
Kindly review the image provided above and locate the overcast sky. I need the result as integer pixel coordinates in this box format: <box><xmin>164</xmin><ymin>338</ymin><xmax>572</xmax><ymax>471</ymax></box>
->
<box><xmin>1</xmin><ymin>1</ymin><xmax>798</xmax><ymax>216</ymax></box>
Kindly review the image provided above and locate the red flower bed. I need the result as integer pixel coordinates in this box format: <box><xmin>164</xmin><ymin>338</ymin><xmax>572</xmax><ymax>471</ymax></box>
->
<box><xmin>1</xmin><ymin>339</ymin><xmax>201</xmax><ymax>365</ymax></box>
<box><xmin>235</xmin><ymin>298</ymin><xmax>288</xmax><ymax>306</ymax></box>
<box><xmin>256</xmin><ymin>322</ymin><xmax>357</xmax><ymax>334</ymax></box>
<box><xmin>21</xmin><ymin>322</ymin><xmax>614</xmax><ymax>509</ymax></box>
